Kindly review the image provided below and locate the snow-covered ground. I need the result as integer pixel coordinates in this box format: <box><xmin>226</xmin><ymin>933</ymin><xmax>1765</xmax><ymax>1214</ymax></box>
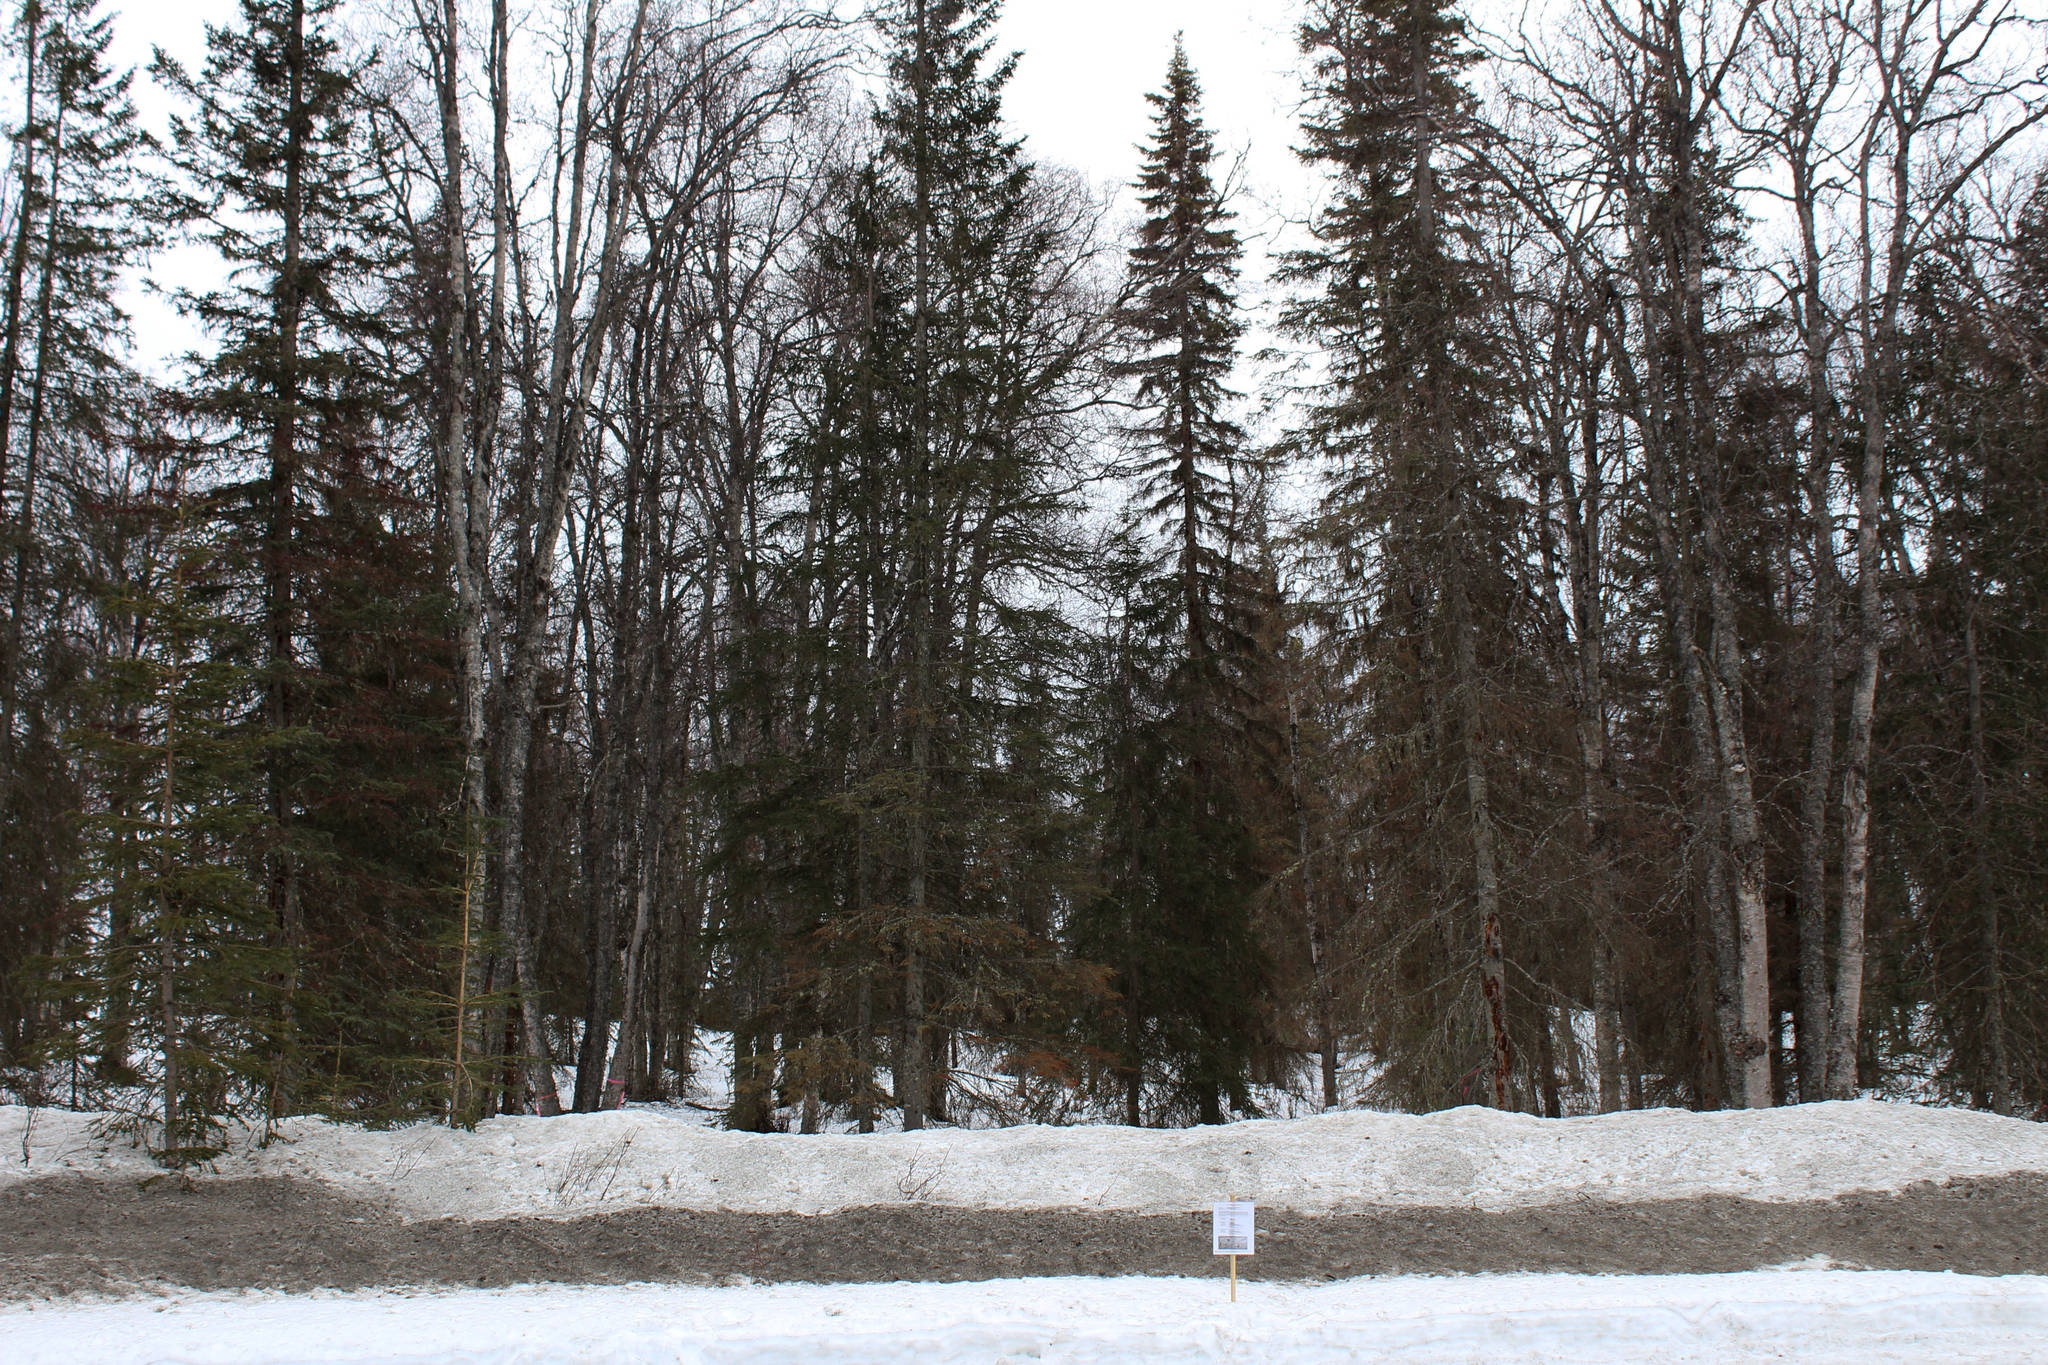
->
<box><xmin>11</xmin><ymin>1098</ymin><xmax>2046</xmax><ymax>1361</ymax></box>
<box><xmin>10</xmin><ymin>1270</ymin><xmax>2048</xmax><ymax>1364</ymax></box>
<box><xmin>6</xmin><ymin>1097</ymin><xmax>2048</xmax><ymax>1221</ymax></box>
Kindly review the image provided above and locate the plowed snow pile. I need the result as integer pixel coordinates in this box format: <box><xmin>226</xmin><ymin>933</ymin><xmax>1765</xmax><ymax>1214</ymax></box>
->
<box><xmin>5</xmin><ymin>1099</ymin><xmax>2046</xmax><ymax>1220</ymax></box>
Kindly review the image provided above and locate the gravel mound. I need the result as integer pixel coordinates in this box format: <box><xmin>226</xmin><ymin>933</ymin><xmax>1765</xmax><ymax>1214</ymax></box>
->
<box><xmin>7</xmin><ymin>1172</ymin><xmax>2045</xmax><ymax>1300</ymax></box>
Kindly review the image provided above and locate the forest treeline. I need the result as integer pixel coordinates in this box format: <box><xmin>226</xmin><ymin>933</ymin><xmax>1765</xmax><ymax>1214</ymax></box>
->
<box><xmin>0</xmin><ymin>0</ymin><xmax>2043</xmax><ymax>1160</ymax></box>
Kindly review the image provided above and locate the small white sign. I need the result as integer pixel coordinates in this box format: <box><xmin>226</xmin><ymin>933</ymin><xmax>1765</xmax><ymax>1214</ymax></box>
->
<box><xmin>1211</xmin><ymin>1200</ymin><xmax>1255</xmax><ymax>1256</ymax></box>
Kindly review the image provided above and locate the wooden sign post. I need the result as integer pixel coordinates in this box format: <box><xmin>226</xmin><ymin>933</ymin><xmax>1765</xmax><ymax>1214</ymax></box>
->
<box><xmin>1211</xmin><ymin>1200</ymin><xmax>1255</xmax><ymax>1301</ymax></box>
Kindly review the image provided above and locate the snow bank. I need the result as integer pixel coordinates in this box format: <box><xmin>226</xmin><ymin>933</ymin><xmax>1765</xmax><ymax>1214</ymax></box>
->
<box><xmin>5</xmin><ymin>1100</ymin><xmax>2046</xmax><ymax>1220</ymax></box>
<box><xmin>9</xmin><ymin>1270</ymin><xmax>2047</xmax><ymax>1364</ymax></box>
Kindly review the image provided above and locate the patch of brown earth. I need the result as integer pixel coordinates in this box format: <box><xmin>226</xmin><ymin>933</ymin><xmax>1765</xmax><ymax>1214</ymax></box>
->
<box><xmin>4</xmin><ymin>1172</ymin><xmax>2042</xmax><ymax>1300</ymax></box>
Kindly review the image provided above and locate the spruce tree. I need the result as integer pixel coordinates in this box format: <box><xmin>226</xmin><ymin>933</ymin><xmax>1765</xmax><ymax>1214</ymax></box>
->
<box><xmin>750</xmin><ymin>1</ymin><xmax>1109</xmax><ymax>1131</ymax></box>
<box><xmin>1113</xmin><ymin>42</ymin><xmax>1250</xmax><ymax>673</ymax></box>
<box><xmin>870</xmin><ymin>0</ymin><xmax>1096</xmax><ymax>1129</ymax></box>
<box><xmin>1280</xmin><ymin>0</ymin><xmax>1524</xmax><ymax>1109</ymax></box>
<box><xmin>1073</xmin><ymin>45</ymin><xmax>1281</xmax><ymax>1125</ymax></box>
<box><xmin>1880</xmin><ymin>197</ymin><xmax>2048</xmax><ymax>1116</ymax></box>
<box><xmin>876</xmin><ymin>0</ymin><xmax>1014</xmax><ymax>1130</ymax></box>
<box><xmin>153</xmin><ymin>0</ymin><xmax>461</xmax><ymax>1118</ymax></box>
<box><xmin>0</xmin><ymin>0</ymin><xmax>153</xmax><ymax>1075</ymax></box>
<box><xmin>760</xmin><ymin>159</ymin><xmax>913</xmax><ymax>1130</ymax></box>
<box><xmin>71</xmin><ymin>426</ymin><xmax>282</xmax><ymax>1163</ymax></box>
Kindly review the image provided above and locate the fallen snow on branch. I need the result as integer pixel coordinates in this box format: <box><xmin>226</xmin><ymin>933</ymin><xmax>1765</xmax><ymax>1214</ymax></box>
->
<box><xmin>10</xmin><ymin>1270</ymin><xmax>2048</xmax><ymax>1364</ymax></box>
<box><xmin>5</xmin><ymin>1099</ymin><xmax>2046</xmax><ymax>1220</ymax></box>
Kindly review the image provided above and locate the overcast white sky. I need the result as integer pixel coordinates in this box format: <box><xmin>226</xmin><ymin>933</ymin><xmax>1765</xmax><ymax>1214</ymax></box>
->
<box><xmin>994</xmin><ymin>1</ymin><xmax>1327</xmax><ymax>434</ymax></box>
<box><xmin>112</xmin><ymin>1</ymin><xmax>1315</xmax><ymax>175</ymax></box>
<box><xmin>101</xmin><ymin>0</ymin><xmax>1334</xmax><ymax>369</ymax></box>
<box><xmin>995</xmin><ymin>2</ymin><xmax>1309</xmax><ymax>230</ymax></box>
<box><xmin>109</xmin><ymin>2</ymin><xmax>1320</xmax><ymax>212</ymax></box>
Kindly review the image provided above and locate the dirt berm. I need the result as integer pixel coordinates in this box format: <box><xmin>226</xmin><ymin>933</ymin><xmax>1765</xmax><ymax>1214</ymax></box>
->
<box><xmin>5</xmin><ymin>1172</ymin><xmax>2044</xmax><ymax>1300</ymax></box>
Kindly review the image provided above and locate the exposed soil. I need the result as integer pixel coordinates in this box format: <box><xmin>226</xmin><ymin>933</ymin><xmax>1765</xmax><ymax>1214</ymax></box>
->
<box><xmin>4</xmin><ymin>1173</ymin><xmax>2044</xmax><ymax>1301</ymax></box>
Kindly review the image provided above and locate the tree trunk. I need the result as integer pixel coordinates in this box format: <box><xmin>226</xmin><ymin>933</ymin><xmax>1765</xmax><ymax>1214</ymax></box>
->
<box><xmin>1613</xmin><ymin>192</ymin><xmax>1753</xmax><ymax>1106</ymax></box>
<box><xmin>495</xmin><ymin>675</ymin><xmax>563</xmax><ymax>1114</ymax></box>
<box><xmin>1827</xmin><ymin>191</ymin><xmax>1901</xmax><ymax>1099</ymax></box>
<box><xmin>1288</xmin><ymin>679</ymin><xmax>1338</xmax><ymax>1110</ymax></box>
<box><xmin>1826</xmin><ymin>443</ymin><xmax>1882</xmax><ymax>1097</ymax></box>
<box><xmin>0</xmin><ymin>19</ymin><xmax>50</xmax><ymax>855</ymax></box>
<box><xmin>0</xmin><ymin>1</ymin><xmax>36</xmax><ymax>491</ymax></box>
<box><xmin>602</xmin><ymin>863</ymin><xmax>656</xmax><ymax>1109</ymax></box>
<box><xmin>854</xmin><ymin>964</ymin><xmax>876</xmax><ymax>1134</ymax></box>
<box><xmin>853</xmin><ymin>785</ymin><xmax>877</xmax><ymax>1133</ymax></box>
<box><xmin>1686</xmin><ymin>254</ymin><xmax>1773</xmax><ymax>1112</ymax></box>
<box><xmin>0</xmin><ymin>8</ymin><xmax>36</xmax><ymax>827</ymax></box>
<box><xmin>1592</xmin><ymin>938</ymin><xmax>1621</xmax><ymax>1113</ymax></box>
<box><xmin>1537</xmin><ymin>1009</ymin><xmax>1563</xmax><ymax>1118</ymax></box>
<box><xmin>156</xmin><ymin>638</ymin><xmax>181</xmax><ymax>1159</ymax></box>
<box><xmin>491</xmin><ymin>0</ymin><xmax>647</xmax><ymax>1120</ymax></box>
<box><xmin>1562</xmin><ymin>372</ymin><xmax>1622</xmax><ymax>1113</ymax></box>
<box><xmin>1964</xmin><ymin>603</ymin><xmax>2010</xmax><ymax>1113</ymax></box>
<box><xmin>1793</xmin><ymin>143</ymin><xmax>1839</xmax><ymax>1104</ymax></box>
<box><xmin>898</xmin><ymin>0</ymin><xmax>935</xmax><ymax>1135</ymax></box>
<box><xmin>258</xmin><ymin>0</ymin><xmax>311</xmax><ymax>1120</ymax></box>
<box><xmin>421</xmin><ymin>0</ymin><xmax>495</xmax><ymax>1125</ymax></box>
<box><xmin>1456</xmin><ymin>582</ymin><xmax>1511</xmax><ymax>1111</ymax></box>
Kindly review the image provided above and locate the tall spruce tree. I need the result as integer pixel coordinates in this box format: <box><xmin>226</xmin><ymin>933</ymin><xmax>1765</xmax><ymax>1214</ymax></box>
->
<box><xmin>1281</xmin><ymin>0</ymin><xmax>1525</xmax><ymax>1109</ymax></box>
<box><xmin>1879</xmin><ymin>196</ymin><xmax>2048</xmax><ymax>1116</ymax></box>
<box><xmin>0</xmin><ymin>0</ymin><xmax>153</xmax><ymax>1077</ymax></box>
<box><xmin>1114</xmin><ymin>42</ymin><xmax>1249</xmax><ymax>671</ymax></box>
<box><xmin>877</xmin><ymin>0</ymin><xmax>1007</xmax><ymax>1131</ymax></box>
<box><xmin>1073</xmin><ymin>44</ymin><xmax>1280</xmax><ymax>1125</ymax></box>
<box><xmin>864</xmin><ymin>0</ymin><xmax>1102</xmax><ymax>1129</ymax></box>
<box><xmin>153</xmin><ymin>0</ymin><xmax>460</xmax><ymax>1119</ymax></box>
<box><xmin>760</xmin><ymin>159</ymin><xmax>917</xmax><ymax>1131</ymax></box>
<box><xmin>729</xmin><ymin>0</ymin><xmax>1112</xmax><ymax>1132</ymax></box>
